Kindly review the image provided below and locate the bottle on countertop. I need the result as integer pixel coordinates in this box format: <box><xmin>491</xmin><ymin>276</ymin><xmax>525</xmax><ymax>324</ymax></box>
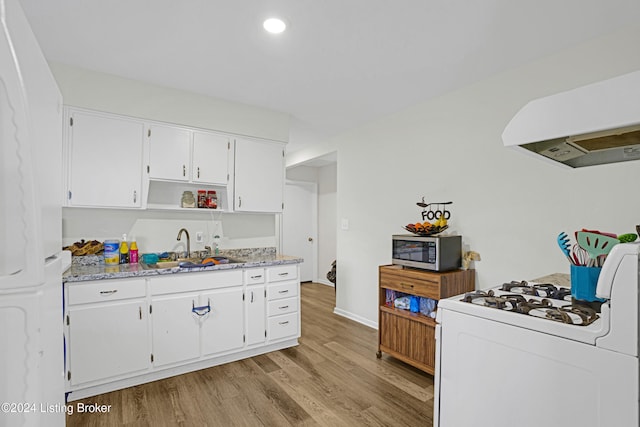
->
<box><xmin>129</xmin><ymin>237</ymin><xmax>139</xmax><ymax>264</ymax></box>
<box><xmin>119</xmin><ymin>233</ymin><xmax>129</xmax><ymax>264</ymax></box>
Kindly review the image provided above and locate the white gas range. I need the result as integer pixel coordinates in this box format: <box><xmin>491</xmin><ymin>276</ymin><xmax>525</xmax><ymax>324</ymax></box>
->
<box><xmin>434</xmin><ymin>243</ymin><xmax>639</xmax><ymax>427</ymax></box>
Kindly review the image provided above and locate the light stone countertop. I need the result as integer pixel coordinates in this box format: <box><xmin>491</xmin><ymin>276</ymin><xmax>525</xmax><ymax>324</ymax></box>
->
<box><xmin>63</xmin><ymin>249</ymin><xmax>303</xmax><ymax>283</ymax></box>
<box><xmin>531</xmin><ymin>273</ymin><xmax>571</xmax><ymax>288</ymax></box>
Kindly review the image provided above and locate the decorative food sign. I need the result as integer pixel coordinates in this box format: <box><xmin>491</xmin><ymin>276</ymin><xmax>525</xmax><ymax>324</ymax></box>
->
<box><xmin>404</xmin><ymin>197</ymin><xmax>452</xmax><ymax>236</ymax></box>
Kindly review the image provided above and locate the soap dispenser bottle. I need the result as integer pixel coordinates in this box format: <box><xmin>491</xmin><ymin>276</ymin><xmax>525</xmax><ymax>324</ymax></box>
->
<box><xmin>119</xmin><ymin>233</ymin><xmax>129</xmax><ymax>264</ymax></box>
<box><xmin>129</xmin><ymin>236</ymin><xmax>139</xmax><ymax>264</ymax></box>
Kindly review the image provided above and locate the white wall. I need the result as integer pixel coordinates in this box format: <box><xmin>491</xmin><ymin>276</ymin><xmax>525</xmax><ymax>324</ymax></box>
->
<box><xmin>54</xmin><ymin>62</ymin><xmax>286</xmax><ymax>251</ymax></box>
<box><xmin>317</xmin><ymin>163</ymin><xmax>337</xmax><ymax>285</ymax></box>
<box><xmin>50</xmin><ymin>62</ymin><xmax>289</xmax><ymax>142</ymax></box>
<box><xmin>62</xmin><ymin>209</ymin><xmax>277</xmax><ymax>254</ymax></box>
<box><xmin>292</xmin><ymin>25</ymin><xmax>640</xmax><ymax>327</ymax></box>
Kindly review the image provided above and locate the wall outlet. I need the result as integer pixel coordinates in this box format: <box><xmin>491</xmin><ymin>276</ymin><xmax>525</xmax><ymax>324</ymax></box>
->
<box><xmin>195</xmin><ymin>231</ymin><xmax>204</xmax><ymax>243</ymax></box>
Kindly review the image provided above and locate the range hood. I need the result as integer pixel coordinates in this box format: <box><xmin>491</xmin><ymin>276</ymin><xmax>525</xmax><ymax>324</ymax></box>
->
<box><xmin>502</xmin><ymin>70</ymin><xmax>640</xmax><ymax>168</ymax></box>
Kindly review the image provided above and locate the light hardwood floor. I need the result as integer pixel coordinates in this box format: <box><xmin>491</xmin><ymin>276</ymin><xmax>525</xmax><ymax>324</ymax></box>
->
<box><xmin>66</xmin><ymin>282</ymin><xmax>435</xmax><ymax>426</ymax></box>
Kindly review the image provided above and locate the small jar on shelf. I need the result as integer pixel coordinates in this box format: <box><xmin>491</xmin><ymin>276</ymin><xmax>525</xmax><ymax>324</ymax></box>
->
<box><xmin>181</xmin><ymin>191</ymin><xmax>196</xmax><ymax>208</ymax></box>
<box><xmin>206</xmin><ymin>190</ymin><xmax>218</xmax><ymax>209</ymax></box>
<box><xmin>197</xmin><ymin>190</ymin><xmax>207</xmax><ymax>208</ymax></box>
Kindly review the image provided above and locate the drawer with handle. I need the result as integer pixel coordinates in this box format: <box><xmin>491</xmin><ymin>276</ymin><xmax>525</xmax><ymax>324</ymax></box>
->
<box><xmin>266</xmin><ymin>264</ymin><xmax>298</xmax><ymax>282</ymax></box>
<box><xmin>267</xmin><ymin>297</ymin><xmax>298</xmax><ymax>317</ymax></box>
<box><xmin>67</xmin><ymin>278</ymin><xmax>146</xmax><ymax>305</ymax></box>
<box><xmin>245</xmin><ymin>268</ymin><xmax>265</xmax><ymax>285</ymax></box>
<box><xmin>267</xmin><ymin>281</ymin><xmax>298</xmax><ymax>301</ymax></box>
<box><xmin>267</xmin><ymin>312</ymin><xmax>298</xmax><ymax>341</ymax></box>
<box><xmin>379</xmin><ymin>271</ymin><xmax>440</xmax><ymax>299</ymax></box>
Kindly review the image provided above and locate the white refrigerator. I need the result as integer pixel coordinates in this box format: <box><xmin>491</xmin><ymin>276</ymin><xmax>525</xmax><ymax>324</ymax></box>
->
<box><xmin>1</xmin><ymin>0</ymin><xmax>66</xmax><ymax>425</ymax></box>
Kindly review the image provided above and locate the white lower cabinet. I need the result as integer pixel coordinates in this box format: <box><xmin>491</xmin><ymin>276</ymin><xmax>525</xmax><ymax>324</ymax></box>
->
<box><xmin>65</xmin><ymin>264</ymin><xmax>300</xmax><ymax>399</ymax></box>
<box><xmin>150</xmin><ymin>270</ymin><xmax>245</xmax><ymax>366</ymax></box>
<box><xmin>150</xmin><ymin>292</ymin><xmax>201</xmax><ymax>367</ymax></box>
<box><xmin>201</xmin><ymin>287</ymin><xmax>244</xmax><ymax>355</ymax></box>
<box><xmin>266</xmin><ymin>264</ymin><xmax>300</xmax><ymax>342</ymax></box>
<box><xmin>65</xmin><ymin>278</ymin><xmax>149</xmax><ymax>386</ymax></box>
<box><xmin>245</xmin><ymin>268</ymin><xmax>266</xmax><ymax>346</ymax></box>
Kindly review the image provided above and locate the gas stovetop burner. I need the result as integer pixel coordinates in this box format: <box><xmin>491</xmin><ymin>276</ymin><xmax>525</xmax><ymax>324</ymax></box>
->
<box><xmin>501</xmin><ymin>281</ymin><xmax>572</xmax><ymax>301</ymax></box>
<box><xmin>463</xmin><ymin>291</ymin><xmax>526</xmax><ymax>311</ymax></box>
<box><xmin>522</xmin><ymin>303</ymin><xmax>599</xmax><ymax>326</ymax></box>
<box><xmin>461</xmin><ymin>284</ymin><xmax>599</xmax><ymax>326</ymax></box>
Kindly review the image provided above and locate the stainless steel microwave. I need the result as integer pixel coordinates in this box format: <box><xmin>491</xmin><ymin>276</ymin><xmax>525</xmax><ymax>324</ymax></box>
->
<box><xmin>392</xmin><ymin>234</ymin><xmax>462</xmax><ymax>271</ymax></box>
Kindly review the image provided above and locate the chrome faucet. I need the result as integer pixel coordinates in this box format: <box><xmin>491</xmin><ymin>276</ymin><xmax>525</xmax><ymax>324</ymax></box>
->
<box><xmin>176</xmin><ymin>228</ymin><xmax>190</xmax><ymax>258</ymax></box>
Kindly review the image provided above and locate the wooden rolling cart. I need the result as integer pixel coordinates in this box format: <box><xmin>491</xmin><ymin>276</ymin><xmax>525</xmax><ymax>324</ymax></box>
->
<box><xmin>377</xmin><ymin>264</ymin><xmax>475</xmax><ymax>375</ymax></box>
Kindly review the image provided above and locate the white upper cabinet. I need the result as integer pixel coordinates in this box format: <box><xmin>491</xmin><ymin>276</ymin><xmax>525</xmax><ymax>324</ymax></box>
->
<box><xmin>192</xmin><ymin>131</ymin><xmax>230</xmax><ymax>185</ymax></box>
<box><xmin>147</xmin><ymin>124</ymin><xmax>230</xmax><ymax>185</ymax></box>
<box><xmin>147</xmin><ymin>124</ymin><xmax>191</xmax><ymax>182</ymax></box>
<box><xmin>234</xmin><ymin>138</ymin><xmax>285</xmax><ymax>213</ymax></box>
<box><xmin>66</xmin><ymin>108</ymin><xmax>144</xmax><ymax>208</ymax></box>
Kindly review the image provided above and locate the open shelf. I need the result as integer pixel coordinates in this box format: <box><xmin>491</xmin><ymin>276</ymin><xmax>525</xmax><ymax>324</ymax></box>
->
<box><xmin>379</xmin><ymin>304</ymin><xmax>436</xmax><ymax>326</ymax></box>
<box><xmin>146</xmin><ymin>180</ymin><xmax>230</xmax><ymax>212</ymax></box>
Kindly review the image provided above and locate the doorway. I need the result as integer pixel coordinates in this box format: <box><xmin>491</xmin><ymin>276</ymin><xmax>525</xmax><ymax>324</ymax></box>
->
<box><xmin>282</xmin><ymin>180</ymin><xmax>317</xmax><ymax>282</ymax></box>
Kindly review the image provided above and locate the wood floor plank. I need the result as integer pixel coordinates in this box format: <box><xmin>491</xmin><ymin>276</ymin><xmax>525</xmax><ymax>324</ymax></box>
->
<box><xmin>66</xmin><ymin>283</ymin><xmax>435</xmax><ymax>426</ymax></box>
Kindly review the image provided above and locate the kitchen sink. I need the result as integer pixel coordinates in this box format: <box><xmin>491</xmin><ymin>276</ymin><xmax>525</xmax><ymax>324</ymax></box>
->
<box><xmin>141</xmin><ymin>256</ymin><xmax>243</xmax><ymax>270</ymax></box>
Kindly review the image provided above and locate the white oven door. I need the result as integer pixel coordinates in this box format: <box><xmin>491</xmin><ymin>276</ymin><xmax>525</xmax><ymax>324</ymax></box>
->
<box><xmin>435</xmin><ymin>309</ymin><xmax>638</xmax><ymax>427</ymax></box>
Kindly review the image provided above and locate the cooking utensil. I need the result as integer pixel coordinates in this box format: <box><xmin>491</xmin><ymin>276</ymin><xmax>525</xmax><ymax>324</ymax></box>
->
<box><xmin>557</xmin><ymin>232</ymin><xmax>573</xmax><ymax>264</ymax></box>
<box><xmin>571</xmin><ymin>243</ymin><xmax>588</xmax><ymax>266</ymax></box>
<box><xmin>580</xmin><ymin>228</ymin><xmax>617</xmax><ymax>238</ymax></box>
<box><xmin>576</xmin><ymin>231</ymin><xmax>619</xmax><ymax>267</ymax></box>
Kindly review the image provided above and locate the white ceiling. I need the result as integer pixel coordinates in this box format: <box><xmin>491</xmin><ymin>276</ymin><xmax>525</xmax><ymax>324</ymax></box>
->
<box><xmin>19</xmin><ymin>0</ymin><xmax>640</xmax><ymax>155</ymax></box>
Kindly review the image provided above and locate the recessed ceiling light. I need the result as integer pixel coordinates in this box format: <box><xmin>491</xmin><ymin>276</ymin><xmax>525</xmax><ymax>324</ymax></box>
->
<box><xmin>263</xmin><ymin>18</ymin><xmax>287</xmax><ymax>34</ymax></box>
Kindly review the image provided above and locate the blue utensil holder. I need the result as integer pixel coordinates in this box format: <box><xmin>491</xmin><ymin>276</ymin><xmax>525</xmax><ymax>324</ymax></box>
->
<box><xmin>570</xmin><ymin>265</ymin><xmax>605</xmax><ymax>302</ymax></box>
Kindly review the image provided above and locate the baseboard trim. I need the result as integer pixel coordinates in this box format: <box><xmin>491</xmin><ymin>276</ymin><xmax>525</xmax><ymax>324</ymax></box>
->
<box><xmin>315</xmin><ymin>278</ymin><xmax>334</xmax><ymax>287</ymax></box>
<box><xmin>333</xmin><ymin>307</ymin><xmax>377</xmax><ymax>330</ymax></box>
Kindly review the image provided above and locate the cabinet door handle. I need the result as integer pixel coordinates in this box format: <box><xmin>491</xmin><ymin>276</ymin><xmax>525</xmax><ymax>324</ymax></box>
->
<box><xmin>238</xmin><ymin>196</ymin><xmax>242</xmax><ymax>207</ymax></box>
<box><xmin>139</xmin><ymin>306</ymin><xmax>142</xmax><ymax>320</ymax></box>
<box><xmin>197</xmin><ymin>167</ymin><xmax>200</xmax><ymax>178</ymax></box>
<box><xmin>192</xmin><ymin>299</ymin><xmax>211</xmax><ymax>317</ymax></box>
<box><xmin>278</xmin><ymin>289</ymin><xmax>289</xmax><ymax>294</ymax></box>
<box><xmin>99</xmin><ymin>290</ymin><xmax>117</xmax><ymax>295</ymax></box>
<box><xmin>278</xmin><ymin>305</ymin><xmax>289</xmax><ymax>310</ymax></box>
<box><xmin>133</xmin><ymin>190</ymin><xmax>137</xmax><ymax>204</ymax></box>
<box><xmin>278</xmin><ymin>272</ymin><xmax>289</xmax><ymax>277</ymax></box>
<box><xmin>183</xmin><ymin>165</ymin><xmax>186</xmax><ymax>176</ymax></box>
<box><xmin>278</xmin><ymin>321</ymin><xmax>289</xmax><ymax>326</ymax></box>
<box><xmin>250</xmin><ymin>275</ymin><xmax>262</xmax><ymax>279</ymax></box>
<box><xmin>251</xmin><ymin>291</ymin><xmax>254</xmax><ymax>303</ymax></box>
